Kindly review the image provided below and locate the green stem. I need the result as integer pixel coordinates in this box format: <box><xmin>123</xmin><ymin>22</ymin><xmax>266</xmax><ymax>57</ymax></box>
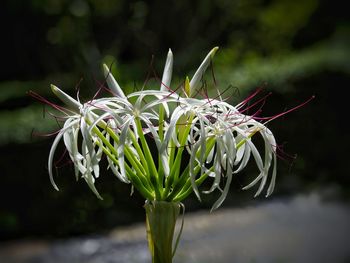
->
<box><xmin>168</xmin><ymin>139</ymin><xmax>176</xmax><ymax>167</ymax></box>
<box><xmin>145</xmin><ymin>201</ymin><xmax>181</xmax><ymax>263</ymax></box>
<box><xmin>104</xmin><ymin>125</ymin><xmax>147</xmax><ymax>175</ymax></box>
<box><xmin>135</xmin><ymin>118</ymin><xmax>161</xmax><ymax>199</ymax></box>
<box><xmin>91</xmin><ymin>126</ymin><xmax>147</xmax><ymax>180</ymax></box>
<box><xmin>165</xmin><ymin>166</ymin><xmax>190</xmax><ymax>201</ymax></box>
<box><xmin>95</xmin><ymin>141</ymin><xmax>154</xmax><ymax>200</ymax></box>
<box><xmin>86</xmin><ymin>118</ymin><xmax>147</xmax><ymax>176</ymax></box>
<box><xmin>158</xmin><ymin>104</ymin><xmax>165</xmax><ymax>181</ymax></box>
<box><xmin>128</xmin><ymin>129</ymin><xmax>150</xmax><ymax>176</ymax></box>
<box><xmin>163</xmin><ymin>115</ymin><xmax>194</xmax><ymax>198</ymax></box>
<box><xmin>173</xmin><ymin>169</ymin><xmax>212</xmax><ymax>202</ymax></box>
<box><xmin>165</xmin><ymin>137</ymin><xmax>216</xmax><ymax>200</ymax></box>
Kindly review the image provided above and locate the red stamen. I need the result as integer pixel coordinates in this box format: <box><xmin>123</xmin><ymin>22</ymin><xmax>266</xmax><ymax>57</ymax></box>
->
<box><xmin>32</xmin><ymin>129</ymin><xmax>62</xmax><ymax>138</ymax></box>
<box><xmin>28</xmin><ymin>90</ymin><xmax>71</xmax><ymax>114</ymax></box>
<box><xmin>202</xmin><ymin>85</ymin><xmax>233</xmax><ymax>107</ymax></box>
<box><xmin>75</xmin><ymin>77</ymin><xmax>84</xmax><ymax>103</ymax></box>
<box><xmin>236</xmin><ymin>87</ymin><xmax>264</xmax><ymax>109</ymax></box>
<box><xmin>273</xmin><ymin>142</ymin><xmax>298</xmax><ymax>169</ymax></box>
<box><xmin>54</xmin><ymin>147</ymin><xmax>69</xmax><ymax>168</ymax></box>
<box><xmin>253</xmin><ymin>95</ymin><xmax>315</xmax><ymax>123</ymax></box>
<box><xmin>141</xmin><ymin>54</ymin><xmax>156</xmax><ymax>90</ymax></box>
<box><xmin>227</xmin><ymin>109</ymin><xmax>263</xmax><ymax>129</ymax></box>
<box><xmin>54</xmin><ymin>155</ymin><xmax>74</xmax><ymax>169</ymax></box>
<box><xmin>239</xmin><ymin>92</ymin><xmax>272</xmax><ymax>114</ymax></box>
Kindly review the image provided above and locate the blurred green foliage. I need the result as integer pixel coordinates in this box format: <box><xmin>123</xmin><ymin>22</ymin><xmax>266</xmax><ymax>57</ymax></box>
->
<box><xmin>0</xmin><ymin>0</ymin><xmax>349</xmax><ymax>239</ymax></box>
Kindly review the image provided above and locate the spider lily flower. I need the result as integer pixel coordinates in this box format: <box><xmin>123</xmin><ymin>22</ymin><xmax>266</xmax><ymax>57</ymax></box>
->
<box><xmin>47</xmin><ymin>47</ymin><xmax>282</xmax><ymax>210</ymax></box>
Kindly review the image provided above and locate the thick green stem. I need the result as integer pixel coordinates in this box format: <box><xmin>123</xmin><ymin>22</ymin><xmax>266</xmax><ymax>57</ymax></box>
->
<box><xmin>135</xmin><ymin>118</ymin><xmax>162</xmax><ymax>199</ymax></box>
<box><xmin>163</xmin><ymin>115</ymin><xmax>194</xmax><ymax>198</ymax></box>
<box><xmin>145</xmin><ymin>201</ymin><xmax>181</xmax><ymax>263</ymax></box>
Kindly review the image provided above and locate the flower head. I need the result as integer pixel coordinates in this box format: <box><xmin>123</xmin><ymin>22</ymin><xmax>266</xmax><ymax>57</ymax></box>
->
<box><xmin>46</xmin><ymin>47</ymin><xmax>285</xmax><ymax>210</ymax></box>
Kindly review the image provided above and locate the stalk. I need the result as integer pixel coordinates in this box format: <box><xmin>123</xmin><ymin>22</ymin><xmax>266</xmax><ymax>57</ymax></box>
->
<box><xmin>135</xmin><ymin>118</ymin><xmax>162</xmax><ymax>199</ymax></box>
<box><xmin>145</xmin><ymin>201</ymin><xmax>181</xmax><ymax>263</ymax></box>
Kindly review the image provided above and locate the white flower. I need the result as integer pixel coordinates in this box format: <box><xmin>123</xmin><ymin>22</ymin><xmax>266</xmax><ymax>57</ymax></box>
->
<box><xmin>47</xmin><ymin>47</ymin><xmax>278</xmax><ymax>210</ymax></box>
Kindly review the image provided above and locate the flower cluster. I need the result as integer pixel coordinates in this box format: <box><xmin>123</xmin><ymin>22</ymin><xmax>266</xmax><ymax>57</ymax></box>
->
<box><xmin>48</xmin><ymin>47</ymin><xmax>278</xmax><ymax>210</ymax></box>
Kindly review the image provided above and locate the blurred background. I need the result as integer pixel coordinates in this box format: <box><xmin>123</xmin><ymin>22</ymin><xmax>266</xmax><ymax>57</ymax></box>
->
<box><xmin>0</xmin><ymin>0</ymin><xmax>349</xmax><ymax>262</ymax></box>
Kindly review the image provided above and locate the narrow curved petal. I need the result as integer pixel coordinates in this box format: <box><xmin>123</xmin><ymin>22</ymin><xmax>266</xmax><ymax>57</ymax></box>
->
<box><xmin>211</xmin><ymin>163</ymin><xmax>233</xmax><ymax>212</ymax></box>
<box><xmin>160</xmin><ymin>49</ymin><xmax>173</xmax><ymax>91</ymax></box>
<box><xmin>48</xmin><ymin>119</ymin><xmax>80</xmax><ymax>190</ymax></box>
<box><xmin>103</xmin><ymin>64</ymin><xmax>126</xmax><ymax>98</ymax></box>
<box><xmin>117</xmin><ymin>118</ymin><xmax>133</xmax><ymax>183</ymax></box>
<box><xmin>189</xmin><ymin>47</ymin><xmax>219</xmax><ymax>96</ymax></box>
<box><xmin>51</xmin><ymin>84</ymin><xmax>81</xmax><ymax>112</ymax></box>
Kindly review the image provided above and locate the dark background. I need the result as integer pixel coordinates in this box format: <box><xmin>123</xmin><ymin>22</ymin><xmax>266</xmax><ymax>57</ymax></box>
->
<box><xmin>0</xmin><ymin>0</ymin><xmax>349</xmax><ymax>241</ymax></box>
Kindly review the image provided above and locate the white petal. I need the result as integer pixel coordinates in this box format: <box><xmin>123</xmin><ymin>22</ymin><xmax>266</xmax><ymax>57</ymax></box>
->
<box><xmin>84</xmin><ymin>169</ymin><xmax>103</xmax><ymax>200</ymax></box>
<box><xmin>117</xmin><ymin>118</ymin><xmax>132</xmax><ymax>182</ymax></box>
<box><xmin>80</xmin><ymin>117</ymin><xmax>99</xmax><ymax>177</ymax></box>
<box><xmin>161</xmin><ymin>106</ymin><xmax>184</xmax><ymax>152</ymax></box>
<box><xmin>190</xmin><ymin>47</ymin><xmax>219</xmax><ymax>96</ymax></box>
<box><xmin>266</xmin><ymin>154</ymin><xmax>277</xmax><ymax>196</ymax></box>
<box><xmin>234</xmin><ymin>143</ymin><xmax>251</xmax><ymax>173</ymax></box>
<box><xmin>48</xmin><ymin>119</ymin><xmax>80</xmax><ymax>190</ymax></box>
<box><xmin>103</xmin><ymin>64</ymin><xmax>126</xmax><ymax>98</ymax></box>
<box><xmin>51</xmin><ymin>84</ymin><xmax>81</xmax><ymax>112</ymax></box>
<box><xmin>160</xmin><ymin>49</ymin><xmax>173</xmax><ymax>91</ymax></box>
<box><xmin>211</xmin><ymin>162</ymin><xmax>232</xmax><ymax>211</ymax></box>
<box><xmin>246</xmin><ymin>140</ymin><xmax>264</xmax><ymax>172</ymax></box>
<box><xmin>189</xmin><ymin>142</ymin><xmax>201</xmax><ymax>201</ymax></box>
<box><xmin>203</xmin><ymin>154</ymin><xmax>221</xmax><ymax>194</ymax></box>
